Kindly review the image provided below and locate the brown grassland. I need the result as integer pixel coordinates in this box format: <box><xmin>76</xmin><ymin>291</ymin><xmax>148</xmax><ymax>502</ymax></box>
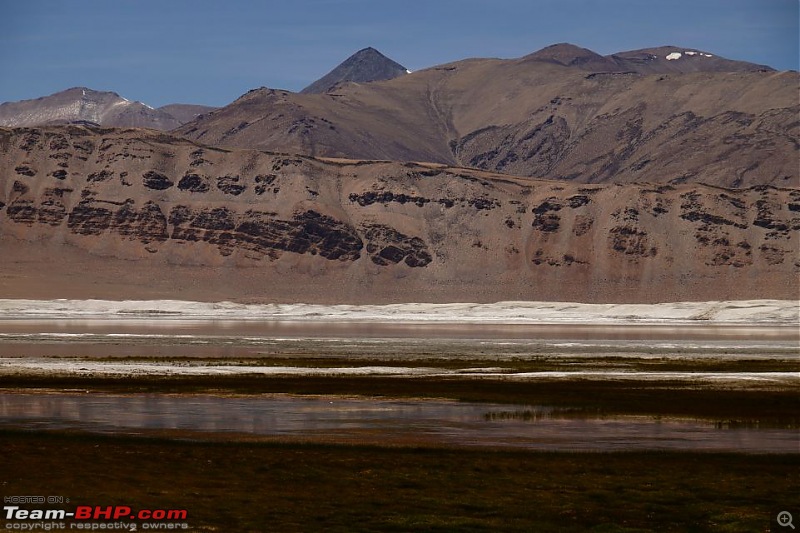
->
<box><xmin>2</xmin><ymin>429</ymin><xmax>798</xmax><ymax>532</ymax></box>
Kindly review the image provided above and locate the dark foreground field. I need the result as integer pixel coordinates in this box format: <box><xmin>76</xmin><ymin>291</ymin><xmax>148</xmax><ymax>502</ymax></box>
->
<box><xmin>2</xmin><ymin>429</ymin><xmax>798</xmax><ymax>532</ymax></box>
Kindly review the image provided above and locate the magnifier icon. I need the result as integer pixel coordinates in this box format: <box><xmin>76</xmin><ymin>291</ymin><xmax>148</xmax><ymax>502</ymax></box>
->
<box><xmin>779</xmin><ymin>511</ymin><xmax>795</xmax><ymax>529</ymax></box>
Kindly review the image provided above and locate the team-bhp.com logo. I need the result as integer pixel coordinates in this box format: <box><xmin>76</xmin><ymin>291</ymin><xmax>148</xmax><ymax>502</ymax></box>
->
<box><xmin>4</xmin><ymin>504</ymin><xmax>188</xmax><ymax>530</ymax></box>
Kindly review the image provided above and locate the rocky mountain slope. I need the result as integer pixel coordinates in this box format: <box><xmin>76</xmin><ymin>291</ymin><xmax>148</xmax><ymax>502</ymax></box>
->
<box><xmin>176</xmin><ymin>44</ymin><xmax>798</xmax><ymax>188</ymax></box>
<box><xmin>0</xmin><ymin>88</ymin><xmax>183</xmax><ymax>130</ymax></box>
<box><xmin>301</xmin><ymin>47</ymin><xmax>409</xmax><ymax>94</ymax></box>
<box><xmin>0</xmin><ymin>88</ymin><xmax>217</xmax><ymax>131</ymax></box>
<box><xmin>1</xmin><ymin>126</ymin><xmax>797</xmax><ymax>303</ymax></box>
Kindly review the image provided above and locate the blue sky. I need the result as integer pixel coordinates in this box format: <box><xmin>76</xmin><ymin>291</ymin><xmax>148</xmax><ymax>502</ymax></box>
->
<box><xmin>0</xmin><ymin>0</ymin><xmax>797</xmax><ymax>107</ymax></box>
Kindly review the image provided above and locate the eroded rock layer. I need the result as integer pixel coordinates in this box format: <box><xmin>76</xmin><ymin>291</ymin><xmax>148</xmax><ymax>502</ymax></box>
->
<box><xmin>1</xmin><ymin>126</ymin><xmax>797</xmax><ymax>303</ymax></box>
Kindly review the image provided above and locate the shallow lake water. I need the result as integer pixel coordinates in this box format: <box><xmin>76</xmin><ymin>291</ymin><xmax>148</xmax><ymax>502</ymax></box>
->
<box><xmin>0</xmin><ymin>318</ymin><xmax>796</xmax><ymax>340</ymax></box>
<box><xmin>1</xmin><ymin>309</ymin><xmax>797</xmax><ymax>452</ymax></box>
<box><xmin>1</xmin><ymin>392</ymin><xmax>797</xmax><ymax>452</ymax></box>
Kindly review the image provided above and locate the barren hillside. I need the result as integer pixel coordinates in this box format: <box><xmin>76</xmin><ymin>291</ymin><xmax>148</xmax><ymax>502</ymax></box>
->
<box><xmin>1</xmin><ymin>126</ymin><xmax>797</xmax><ymax>303</ymax></box>
<box><xmin>176</xmin><ymin>44</ymin><xmax>798</xmax><ymax>188</ymax></box>
<box><xmin>0</xmin><ymin>88</ymin><xmax>182</xmax><ymax>130</ymax></box>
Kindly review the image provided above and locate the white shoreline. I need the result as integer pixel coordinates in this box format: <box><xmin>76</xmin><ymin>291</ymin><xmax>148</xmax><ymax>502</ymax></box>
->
<box><xmin>0</xmin><ymin>299</ymin><xmax>797</xmax><ymax>325</ymax></box>
<box><xmin>1</xmin><ymin>358</ymin><xmax>797</xmax><ymax>385</ymax></box>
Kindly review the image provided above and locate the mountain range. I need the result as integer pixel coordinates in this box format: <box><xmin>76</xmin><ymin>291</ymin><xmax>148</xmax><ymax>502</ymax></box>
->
<box><xmin>176</xmin><ymin>44</ymin><xmax>797</xmax><ymax>188</ymax></box>
<box><xmin>0</xmin><ymin>44</ymin><xmax>797</xmax><ymax>303</ymax></box>
<box><xmin>0</xmin><ymin>87</ymin><xmax>217</xmax><ymax>131</ymax></box>
<box><xmin>0</xmin><ymin>46</ymin><xmax>410</xmax><ymax>131</ymax></box>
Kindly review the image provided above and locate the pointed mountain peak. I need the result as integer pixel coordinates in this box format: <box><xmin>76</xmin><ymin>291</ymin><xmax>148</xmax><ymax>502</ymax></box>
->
<box><xmin>301</xmin><ymin>47</ymin><xmax>409</xmax><ymax>94</ymax></box>
<box><xmin>355</xmin><ymin>46</ymin><xmax>380</xmax><ymax>55</ymax></box>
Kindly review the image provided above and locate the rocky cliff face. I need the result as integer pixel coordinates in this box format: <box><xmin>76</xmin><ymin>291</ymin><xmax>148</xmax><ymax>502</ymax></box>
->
<box><xmin>1</xmin><ymin>126</ymin><xmax>797</xmax><ymax>303</ymax></box>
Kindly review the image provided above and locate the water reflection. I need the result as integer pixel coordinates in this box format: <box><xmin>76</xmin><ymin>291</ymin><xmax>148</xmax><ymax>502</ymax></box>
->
<box><xmin>1</xmin><ymin>393</ymin><xmax>797</xmax><ymax>452</ymax></box>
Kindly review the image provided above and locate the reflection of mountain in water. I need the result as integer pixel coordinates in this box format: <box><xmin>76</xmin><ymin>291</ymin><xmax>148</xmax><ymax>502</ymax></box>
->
<box><xmin>1</xmin><ymin>393</ymin><xmax>796</xmax><ymax>452</ymax></box>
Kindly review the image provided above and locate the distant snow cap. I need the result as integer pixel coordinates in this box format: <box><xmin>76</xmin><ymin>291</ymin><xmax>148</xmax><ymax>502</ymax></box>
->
<box><xmin>683</xmin><ymin>51</ymin><xmax>713</xmax><ymax>58</ymax></box>
<box><xmin>666</xmin><ymin>52</ymin><xmax>682</xmax><ymax>61</ymax></box>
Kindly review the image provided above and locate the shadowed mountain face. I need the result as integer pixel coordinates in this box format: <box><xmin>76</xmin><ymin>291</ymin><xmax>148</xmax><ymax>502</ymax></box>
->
<box><xmin>0</xmin><ymin>88</ymin><xmax>182</xmax><ymax>130</ymax></box>
<box><xmin>301</xmin><ymin>47</ymin><xmax>409</xmax><ymax>94</ymax></box>
<box><xmin>1</xmin><ymin>126</ymin><xmax>797</xmax><ymax>303</ymax></box>
<box><xmin>177</xmin><ymin>44</ymin><xmax>798</xmax><ymax>188</ymax></box>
